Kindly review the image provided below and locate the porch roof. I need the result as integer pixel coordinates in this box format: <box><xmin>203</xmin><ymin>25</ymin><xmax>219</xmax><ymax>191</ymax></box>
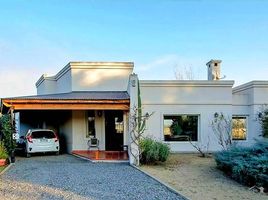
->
<box><xmin>1</xmin><ymin>91</ymin><xmax>130</xmax><ymax>112</ymax></box>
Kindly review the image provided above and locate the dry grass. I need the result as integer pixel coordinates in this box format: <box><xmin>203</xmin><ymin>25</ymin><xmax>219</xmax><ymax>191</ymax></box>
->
<box><xmin>140</xmin><ymin>154</ymin><xmax>267</xmax><ymax>200</ymax></box>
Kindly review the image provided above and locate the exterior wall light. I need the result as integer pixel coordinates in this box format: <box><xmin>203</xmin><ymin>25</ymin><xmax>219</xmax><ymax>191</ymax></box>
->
<box><xmin>97</xmin><ymin>111</ymin><xmax>102</xmax><ymax>117</ymax></box>
<box><xmin>131</xmin><ymin>79</ymin><xmax>136</xmax><ymax>87</ymax></box>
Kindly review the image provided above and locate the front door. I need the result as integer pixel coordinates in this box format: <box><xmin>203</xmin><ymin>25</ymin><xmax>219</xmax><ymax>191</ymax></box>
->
<box><xmin>105</xmin><ymin>111</ymin><xmax>124</xmax><ymax>151</ymax></box>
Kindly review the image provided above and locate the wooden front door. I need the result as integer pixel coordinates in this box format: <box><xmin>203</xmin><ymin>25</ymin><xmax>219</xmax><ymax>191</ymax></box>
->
<box><xmin>105</xmin><ymin>111</ymin><xmax>124</xmax><ymax>151</ymax></box>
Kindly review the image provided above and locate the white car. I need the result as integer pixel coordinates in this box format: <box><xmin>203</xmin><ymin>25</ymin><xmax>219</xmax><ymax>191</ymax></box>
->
<box><xmin>25</xmin><ymin>129</ymin><xmax>60</xmax><ymax>157</ymax></box>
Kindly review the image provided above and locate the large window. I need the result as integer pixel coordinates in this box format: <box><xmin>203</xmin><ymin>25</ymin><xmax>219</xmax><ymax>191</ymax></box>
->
<box><xmin>86</xmin><ymin>111</ymin><xmax>95</xmax><ymax>138</ymax></box>
<box><xmin>164</xmin><ymin>115</ymin><xmax>198</xmax><ymax>142</ymax></box>
<box><xmin>232</xmin><ymin>116</ymin><xmax>247</xmax><ymax>140</ymax></box>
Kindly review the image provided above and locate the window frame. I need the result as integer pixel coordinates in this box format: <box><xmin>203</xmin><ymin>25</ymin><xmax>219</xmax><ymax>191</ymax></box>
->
<box><xmin>162</xmin><ymin>114</ymin><xmax>200</xmax><ymax>143</ymax></box>
<box><xmin>86</xmin><ymin>110</ymin><xmax>96</xmax><ymax>139</ymax></box>
<box><xmin>231</xmin><ymin>115</ymin><xmax>248</xmax><ymax>141</ymax></box>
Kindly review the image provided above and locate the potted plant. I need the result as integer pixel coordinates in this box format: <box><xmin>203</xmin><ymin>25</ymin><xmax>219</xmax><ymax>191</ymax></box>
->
<box><xmin>0</xmin><ymin>142</ymin><xmax>8</xmax><ymax>166</ymax></box>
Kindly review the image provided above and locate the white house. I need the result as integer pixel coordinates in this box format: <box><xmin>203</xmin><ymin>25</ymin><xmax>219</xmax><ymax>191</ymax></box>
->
<box><xmin>1</xmin><ymin>60</ymin><xmax>268</xmax><ymax>164</ymax></box>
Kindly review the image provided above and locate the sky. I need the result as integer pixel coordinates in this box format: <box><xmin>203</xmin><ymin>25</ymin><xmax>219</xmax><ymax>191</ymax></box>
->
<box><xmin>0</xmin><ymin>0</ymin><xmax>268</xmax><ymax>97</ymax></box>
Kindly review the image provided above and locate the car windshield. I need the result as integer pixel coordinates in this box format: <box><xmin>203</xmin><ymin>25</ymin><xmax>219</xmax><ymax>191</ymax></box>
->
<box><xmin>31</xmin><ymin>131</ymin><xmax>55</xmax><ymax>139</ymax></box>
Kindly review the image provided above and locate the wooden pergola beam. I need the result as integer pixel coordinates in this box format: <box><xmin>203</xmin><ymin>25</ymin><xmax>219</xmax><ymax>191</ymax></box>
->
<box><xmin>1</xmin><ymin>99</ymin><xmax>130</xmax><ymax>111</ymax></box>
<box><xmin>12</xmin><ymin>103</ymin><xmax>129</xmax><ymax>110</ymax></box>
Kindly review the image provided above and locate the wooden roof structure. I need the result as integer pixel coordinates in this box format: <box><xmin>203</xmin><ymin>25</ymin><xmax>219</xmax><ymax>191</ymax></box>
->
<box><xmin>1</xmin><ymin>91</ymin><xmax>130</xmax><ymax>112</ymax></box>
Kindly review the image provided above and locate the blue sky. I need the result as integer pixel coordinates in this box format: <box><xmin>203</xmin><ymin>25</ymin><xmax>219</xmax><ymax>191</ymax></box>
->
<box><xmin>0</xmin><ymin>0</ymin><xmax>268</xmax><ymax>97</ymax></box>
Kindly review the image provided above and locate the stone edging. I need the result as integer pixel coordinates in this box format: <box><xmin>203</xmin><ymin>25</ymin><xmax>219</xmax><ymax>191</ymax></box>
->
<box><xmin>131</xmin><ymin>164</ymin><xmax>189</xmax><ymax>200</ymax></box>
<box><xmin>71</xmin><ymin>153</ymin><xmax>94</xmax><ymax>163</ymax></box>
<box><xmin>0</xmin><ymin>164</ymin><xmax>13</xmax><ymax>176</ymax></box>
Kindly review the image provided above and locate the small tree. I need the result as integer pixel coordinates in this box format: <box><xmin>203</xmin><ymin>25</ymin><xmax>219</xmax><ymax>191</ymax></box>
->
<box><xmin>211</xmin><ymin>112</ymin><xmax>232</xmax><ymax>150</ymax></box>
<box><xmin>174</xmin><ymin>66</ymin><xmax>195</xmax><ymax>80</ymax></box>
<box><xmin>188</xmin><ymin>135</ymin><xmax>210</xmax><ymax>157</ymax></box>
<box><xmin>129</xmin><ymin>80</ymin><xmax>153</xmax><ymax>166</ymax></box>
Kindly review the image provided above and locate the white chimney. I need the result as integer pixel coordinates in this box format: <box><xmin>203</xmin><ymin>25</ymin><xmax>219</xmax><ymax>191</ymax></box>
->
<box><xmin>206</xmin><ymin>59</ymin><xmax>222</xmax><ymax>80</ymax></box>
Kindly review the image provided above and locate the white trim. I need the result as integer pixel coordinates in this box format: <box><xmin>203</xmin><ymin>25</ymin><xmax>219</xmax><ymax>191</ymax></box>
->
<box><xmin>233</xmin><ymin>81</ymin><xmax>268</xmax><ymax>93</ymax></box>
<box><xmin>143</xmin><ymin>103</ymin><xmax>233</xmax><ymax>106</ymax></box>
<box><xmin>140</xmin><ymin>80</ymin><xmax>234</xmax><ymax>88</ymax></box>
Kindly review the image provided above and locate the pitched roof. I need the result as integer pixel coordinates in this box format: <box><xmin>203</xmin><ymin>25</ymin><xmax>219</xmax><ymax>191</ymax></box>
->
<box><xmin>2</xmin><ymin>91</ymin><xmax>130</xmax><ymax>100</ymax></box>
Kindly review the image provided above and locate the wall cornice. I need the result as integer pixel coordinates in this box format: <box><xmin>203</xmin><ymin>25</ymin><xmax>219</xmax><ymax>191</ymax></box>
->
<box><xmin>140</xmin><ymin>80</ymin><xmax>234</xmax><ymax>87</ymax></box>
<box><xmin>233</xmin><ymin>81</ymin><xmax>268</xmax><ymax>93</ymax></box>
<box><xmin>36</xmin><ymin>62</ymin><xmax>134</xmax><ymax>87</ymax></box>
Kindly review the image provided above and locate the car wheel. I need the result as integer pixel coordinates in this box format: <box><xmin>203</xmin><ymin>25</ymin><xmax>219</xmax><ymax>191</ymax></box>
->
<box><xmin>55</xmin><ymin>151</ymin><xmax>59</xmax><ymax>155</ymax></box>
<box><xmin>26</xmin><ymin>153</ymin><xmax>31</xmax><ymax>158</ymax></box>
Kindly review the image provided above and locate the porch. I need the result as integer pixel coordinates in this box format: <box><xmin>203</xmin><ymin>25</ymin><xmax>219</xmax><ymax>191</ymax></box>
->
<box><xmin>72</xmin><ymin>150</ymin><xmax>129</xmax><ymax>162</ymax></box>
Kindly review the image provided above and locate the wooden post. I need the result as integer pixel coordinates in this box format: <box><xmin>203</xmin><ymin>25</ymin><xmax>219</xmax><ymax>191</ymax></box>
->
<box><xmin>9</xmin><ymin>107</ymin><xmax>15</xmax><ymax>163</ymax></box>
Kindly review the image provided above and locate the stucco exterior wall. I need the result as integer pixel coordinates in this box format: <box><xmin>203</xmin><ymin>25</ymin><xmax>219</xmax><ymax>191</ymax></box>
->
<box><xmin>71</xmin><ymin>110</ymin><xmax>106</xmax><ymax>151</ymax></box>
<box><xmin>30</xmin><ymin>61</ymin><xmax>268</xmax><ymax>157</ymax></box>
<box><xmin>95</xmin><ymin>111</ymin><xmax>105</xmax><ymax>150</ymax></box>
<box><xmin>140</xmin><ymin>80</ymin><xmax>234</xmax><ymax>152</ymax></box>
<box><xmin>59</xmin><ymin>111</ymin><xmax>73</xmax><ymax>153</ymax></box>
<box><xmin>232</xmin><ymin>81</ymin><xmax>268</xmax><ymax>146</ymax></box>
<box><xmin>140</xmin><ymin>81</ymin><xmax>234</xmax><ymax>105</ymax></box>
<box><xmin>56</xmin><ymin>69</ymin><xmax>72</xmax><ymax>93</ymax></box>
<box><xmin>71</xmin><ymin>63</ymin><xmax>133</xmax><ymax>91</ymax></box>
<box><xmin>36</xmin><ymin>78</ymin><xmax>57</xmax><ymax>95</ymax></box>
<box><xmin>143</xmin><ymin>104</ymin><xmax>232</xmax><ymax>152</ymax></box>
<box><xmin>36</xmin><ymin>62</ymin><xmax>134</xmax><ymax>94</ymax></box>
<box><xmin>71</xmin><ymin>110</ymin><xmax>88</xmax><ymax>151</ymax></box>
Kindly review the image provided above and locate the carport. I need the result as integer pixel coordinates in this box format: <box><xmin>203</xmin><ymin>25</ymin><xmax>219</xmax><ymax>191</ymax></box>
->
<box><xmin>1</xmin><ymin>92</ymin><xmax>130</xmax><ymax>156</ymax></box>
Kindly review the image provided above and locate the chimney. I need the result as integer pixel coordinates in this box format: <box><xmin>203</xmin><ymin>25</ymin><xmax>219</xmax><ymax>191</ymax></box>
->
<box><xmin>206</xmin><ymin>59</ymin><xmax>222</xmax><ymax>80</ymax></box>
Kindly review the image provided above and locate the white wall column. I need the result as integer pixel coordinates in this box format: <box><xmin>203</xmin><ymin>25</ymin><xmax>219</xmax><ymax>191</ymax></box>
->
<box><xmin>127</xmin><ymin>73</ymin><xmax>139</xmax><ymax>165</ymax></box>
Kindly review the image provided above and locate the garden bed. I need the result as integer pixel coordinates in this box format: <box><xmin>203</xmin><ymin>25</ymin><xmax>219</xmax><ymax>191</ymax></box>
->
<box><xmin>140</xmin><ymin>154</ymin><xmax>267</xmax><ymax>200</ymax></box>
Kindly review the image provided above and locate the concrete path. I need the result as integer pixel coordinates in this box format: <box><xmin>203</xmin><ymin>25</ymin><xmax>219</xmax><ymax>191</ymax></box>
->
<box><xmin>0</xmin><ymin>155</ymin><xmax>185</xmax><ymax>200</ymax></box>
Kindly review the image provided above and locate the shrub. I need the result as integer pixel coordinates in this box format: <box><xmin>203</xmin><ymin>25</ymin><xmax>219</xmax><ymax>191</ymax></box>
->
<box><xmin>140</xmin><ymin>137</ymin><xmax>170</xmax><ymax>164</ymax></box>
<box><xmin>257</xmin><ymin>108</ymin><xmax>268</xmax><ymax>138</ymax></box>
<box><xmin>215</xmin><ymin>140</ymin><xmax>268</xmax><ymax>192</ymax></box>
<box><xmin>0</xmin><ymin>142</ymin><xmax>9</xmax><ymax>159</ymax></box>
<box><xmin>0</xmin><ymin>114</ymin><xmax>16</xmax><ymax>154</ymax></box>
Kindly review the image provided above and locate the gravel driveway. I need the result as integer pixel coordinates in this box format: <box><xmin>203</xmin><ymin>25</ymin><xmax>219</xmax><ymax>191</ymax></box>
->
<box><xmin>0</xmin><ymin>155</ymin><xmax>185</xmax><ymax>200</ymax></box>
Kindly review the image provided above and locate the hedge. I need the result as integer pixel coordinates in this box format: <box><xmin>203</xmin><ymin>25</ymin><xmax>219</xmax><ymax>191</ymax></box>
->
<box><xmin>215</xmin><ymin>140</ymin><xmax>268</xmax><ymax>192</ymax></box>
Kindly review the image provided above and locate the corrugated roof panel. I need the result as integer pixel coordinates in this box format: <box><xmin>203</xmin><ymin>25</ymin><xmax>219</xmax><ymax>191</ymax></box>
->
<box><xmin>3</xmin><ymin>91</ymin><xmax>130</xmax><ymax>100</ymax></box>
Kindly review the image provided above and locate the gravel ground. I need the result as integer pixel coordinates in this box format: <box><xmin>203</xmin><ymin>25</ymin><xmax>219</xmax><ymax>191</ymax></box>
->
<box><xmin>0</xmin><ymin>155</ymin><xmax>185</xmax><ymax>200</ymax></box>
<box><xmin>141</xmin><ymin>154</ymin><xmax>267</xmax><ymax>200</ymax></box>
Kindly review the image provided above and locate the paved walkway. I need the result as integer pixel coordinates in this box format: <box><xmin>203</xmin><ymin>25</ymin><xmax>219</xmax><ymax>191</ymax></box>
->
<box><xmin>0</xmin><ymin>155</ymin><xmax>185</xmax><ymax>200</ymax></box>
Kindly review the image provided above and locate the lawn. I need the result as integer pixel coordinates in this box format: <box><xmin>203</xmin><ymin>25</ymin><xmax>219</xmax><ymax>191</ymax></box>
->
<box><xmin>140</xmin><ymin>154</ymin><xmax>267</xmax><ymax>200</ymax></box>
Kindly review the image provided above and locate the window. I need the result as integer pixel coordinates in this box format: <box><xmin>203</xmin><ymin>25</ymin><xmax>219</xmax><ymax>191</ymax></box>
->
<box><xmin>86</xmin><ymin>111</ymin><xmax>95</xmax><ymax>138</ymax></box>
<box><xmin>31</xmin><ymin>131</ymin><xmax>56</xmax><ymax>139</ymax></box>
<box><xmin>164</xmin><ymin>115</ymin><xmax>198</xmax><ymax>141</ymax></box>
<box><xmin>115</xmin><ymin>115</ymin><xmax>124</xmax><ymax>134</ymax></box>
<box><xmin>232</xmin><ymin>116</ymin><xmax>247</xmax><ymax>140</ymax></box>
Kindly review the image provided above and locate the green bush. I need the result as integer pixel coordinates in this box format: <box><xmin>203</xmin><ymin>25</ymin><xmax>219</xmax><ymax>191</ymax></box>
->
<box><xmin>258</xmin><ymin>109</ymin><xmax>268</xmax><ymax>138</ymax></box>
<box><xmin>215</xmin><ymin>140</ymin><xmax>268</xmax><ymax>192</ymax></box>
<box><xmin>0</xmin><ymin>114</ymin><xmax>16</xmax><ymax>154</ymax></box>
<box><xmin>140</xmin><ymin>137</ymin><xmax>170</xmax><ymax>164</ymax></box>
<box><xmin>0</xmin><ymin>142</ymin><xmax>9</xmax><ymax>159</ymax></box>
